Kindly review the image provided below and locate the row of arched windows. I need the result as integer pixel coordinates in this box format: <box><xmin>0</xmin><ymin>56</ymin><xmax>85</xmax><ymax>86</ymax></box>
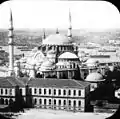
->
<box><xmin>34</xmin><ymin>98</ymin><xmax>81</xmax><ymax>107</ymax></box>
<box><xmin>0</xmin><ymin>88</ymin><xmax>13</xmax><ymax>95</ymax></box>
<box><xmin>32</xmin><ymin>88</ymin><xmax>81</xmax><ymax>96</ymax></box>
<box><xmin>0</xmin><ymin>98</ymin><xmax>14</xmax><ymax>105</ymax></box>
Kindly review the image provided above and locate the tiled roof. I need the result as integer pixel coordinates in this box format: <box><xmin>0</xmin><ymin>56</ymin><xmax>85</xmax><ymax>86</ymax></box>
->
<box><xmin>27</xmin><ymin>78</ymin><xmax>90</xmax><ymax>89</ymax></box>
<box><xmin>0</xmin><ymin>77</ymin><xmax>25</xmax><ymax>88</ymax></box>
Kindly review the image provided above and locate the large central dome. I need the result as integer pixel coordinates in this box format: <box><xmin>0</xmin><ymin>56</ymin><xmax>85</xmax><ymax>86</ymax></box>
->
<box><xmin>42</xmin><ymin>34</ymin><xmax>71</xmax><ymax>45</ymax></box>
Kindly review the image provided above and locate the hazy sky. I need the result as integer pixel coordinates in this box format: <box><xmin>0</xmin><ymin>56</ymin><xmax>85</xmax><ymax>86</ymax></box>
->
<box><xmin>0</xmin><ymin>0</ymin><xmax>120</xmax><ymax>30</ymax></box>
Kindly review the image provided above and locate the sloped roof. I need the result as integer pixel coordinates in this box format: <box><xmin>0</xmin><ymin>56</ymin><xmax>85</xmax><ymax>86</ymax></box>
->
<box><xmin>27</xmin><ymin>78</ymin><xmax>90</xmax><ymax>89</ymax></box>
<box><xmin>0</xmin><ymin>77</ymin><xmax>25</xmax><ymax>88</ymax></box>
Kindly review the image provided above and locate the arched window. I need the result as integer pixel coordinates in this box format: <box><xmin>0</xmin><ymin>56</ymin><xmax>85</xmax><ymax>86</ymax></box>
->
<box><xmin>49</xmin><ymin>89</ymin><xmax>51</xmax><ymax>95</ymax></box>
<box><xmin>1</xmin><ymin>89</ymin><xmax>3</xmax><ymax>95</ymax></box>
<box><xmin>39</xmin><ymin>99</ymin><xmax>42</xmax><ymax>104</ymax></box>
<box><xmin>78</xmin><ymin>100</ymin><xmax>81</xmax><ymax>106</ymax></box>
<box><xmin>54</xmin><ymin>99</ymin><xmax>56</xmax><ymax>105</ymax></box>
<box><xmin>63</xmin><ymin>100</ymin><xmax>66</xmax><ymax>105</ymax></box>
<box><xmin>58</xmin><ymin>100</ymin><xmax>61</xmax><ymax>105</ymax></box>
<box><xmin>68</xmin><ymin>90</ymin><xmax>71</xmax><ymax>95</ymax></box>
<box><xmin>5</xmin><ymin>89</ymin><xmax>7</xmax><ymax>95</ymax></box>
<box><xmin>63</xmin><ymin>90</ymin><xmax>66</xmax><ymax>95</ymax></box>
<box><xmin>68</xmin><ymin>100</ymin><xmax>71</xmax><ymax>106</ymax></box>
<box><xmin>44</xmin><ymin>99</ymin><xmax>46</xmax><ymax>105</ymax></box>
<box><xmin>44</xmin><ymin>89</ymin><xmax>46</xmax><ymax>95</ymax></box>
<box><xmin>29</xmin><ymin>88</ymin><xmax>32</xmax><ymax>94</ymax></box>
<box><xmin>73</xmin><ymin>90</ymin><xmax>76</xmax><ymax>96</ymax></box>
<box><xmin>39</xmin><ymin>89</ymin><xmax>41</xmax><ymax>94</ymax></box>
<box><xmin>49</xmin><ymin>99</ymin><xmax>51</xmax><ymax>105</ymax></box>
<box><xmin>34</xmin><ymin>98</ymin><xmax>37</xmax><ymax>104</ymax></box>
<box><xmin>34</xmin><ymin>88</ymin><xmax>37</xmax><ymax>94</ymax></box>
<box><xmin>58</xmin><ymin>89</ymin><xmax>61</xmax><ymax>95</ymax></box>
<box><xmin>78</xmin><ymin>90</ymin><xmax>81</xmax><ymax>96</ymax></box>
<box><xmin>54</xmin><ymin>89</ymin><xmax>56</xmax><ymax>95</ymax></box>
<box><xmin>73</xmin><ymin>100</ymin><xmax>76</xmax><ymax>107</ymax></box>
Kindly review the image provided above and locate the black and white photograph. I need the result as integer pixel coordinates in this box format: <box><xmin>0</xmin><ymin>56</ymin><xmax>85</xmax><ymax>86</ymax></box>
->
<box><xmin>0</xmin><ymin>0</ymin><xmax>120</xmax><ymax>119</ymax></box>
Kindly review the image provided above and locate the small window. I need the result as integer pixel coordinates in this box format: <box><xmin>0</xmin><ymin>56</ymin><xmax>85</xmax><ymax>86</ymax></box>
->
<box><xmin>9</xmin><ymin>89</ymin><xmax>12</xmax><ymax>95</ymax></box>
<box><xmin>58</xmin><ymin>100</ymin><xmax>61</xmax><ymax>105</ymax></box>
<box><xmin>39</xmin><ymin>99</ymin><xmax>42</xmax><ymax>104</ymax></box>
<box><xmin>5</xmin><ymin>89</ymin><xmax>7</xmax><ymax>94</ymax></box>
<box><xmin>34</xmin><ymin>88</ymin><xmax>37</xmax><ymax>94</ymax></box>
<box><xmin>63</xmin><ymin>100</ymin><xmax>66</xmax><ymax>105</ymax></box>
<box><xmin>78</xmin><ymin>90</ymin><xmax>81</xmax><ymax>96</ymax></box>
<box><xmin>29</xmin><ymin>88</ymin><xmax>32</xmax><ymax>94</ymax></box>
<box><xmin>54</xmin><ymin>99</ymin><xmax>56</xmax><ymax>105</ymax></box>
<box><xmin>68</xmin><ymin>90</ymin><xmax>71</xmax><ymax>95</ymax></box>
<box><xmin>44</xmin><ymin>99</ymin><xmax>46</xmax><ymax>105</ymax></box>
<box><xmin>49</xmin><ymin>99</ymin><xmax>51</xmax><ymax>105</ymax></box>
<box><xmin>78</xmin><ymin>101</ymin><xmax>81</xmax><ymax>106</ymax></box>
<box><xmin>63</xmin><ymin>90</ymin><xmax>66</xmax><ymax>95</ymax></box>
<box><xmin>39</xmin><ymin>89</ymin><xmax>41</xmax><ymax>94</ymax></box>
<box><xmin>49</xmin><ymin>89</ymin><xmax>51</xmax><ymax>95</ymax></box>
<box><xmin>34</xmin><ymin>98</ymin><xmax>37</xmax><ymax>104</ymax></box>
<box><xmin>1</xmin><ymin>89</ymin><xmax>3</xmax><ymax>95</ymax></box>
<box><xmin>44</xmin><ymin>89</ymin><xmax>46</xmax><ymax>95</ymax></box>
<box><xmin>73</xmin><ymin>100</ymin><xmax>76</xmax><ymax>106</ymax></box>
<box><xmin>68</xmin><ymin>100</ymin><xmax>71</xmax><ymax>106</ymax></box>
<box><xmin>73</xmin><ymin>90</ymin><xmax>76</xmax><ymax>96</ymax></box>
<box><xmin>58</xmin><ymin>89</ymin><xmax>61</xmax><ymax>95</ymax></box>
<box><xmin>54</xmin><ymin>89</ymin><xmax>56</xmax><ymax>95</ymax></box>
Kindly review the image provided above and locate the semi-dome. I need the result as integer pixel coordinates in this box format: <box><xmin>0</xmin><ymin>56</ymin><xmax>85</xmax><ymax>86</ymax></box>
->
<box><xmin>85</xmin><ymin>72</ymin><xmax>104</xmax><ymax>82</ymax></box>
<box><xmin>85</xmin><ymin>58</ymin><xmax>99</xmax><ymax>67</ymax></box>
<box><xmin>58</xmin><ymin>52</ymin><xmax>78</xmax><ymax>59</ymax></box>
<box><xmin>42</xmin><ymin>34</ymin><xmax>71</xmax><ymax>45</ymax></box>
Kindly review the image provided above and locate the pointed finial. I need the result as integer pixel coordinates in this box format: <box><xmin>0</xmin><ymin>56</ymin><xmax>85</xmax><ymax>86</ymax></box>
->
<box><xmin>56</xmin><ymin>28</ymin><xmax>59</xmax><ymax>34</ymax></box>
<box><xmin>9</xmin><ymin>8</ymin><xmax>13</xmax><ymax>30</ymax></box>
<box><xmin>67</xmin><ymin>8</ymin><xmax>72</xmax><ymax>39</ymax></box>
<box><xmin>43</xmin><ymin>28</ymin><xmax>46</xmax><ymax>39</ymax></box>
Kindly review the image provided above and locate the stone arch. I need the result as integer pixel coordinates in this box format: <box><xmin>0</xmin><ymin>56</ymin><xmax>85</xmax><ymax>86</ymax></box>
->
<box><xmin>33</xmin><ymin>51</ymin><xmax>45</xmax><ymax>60</ymax></box>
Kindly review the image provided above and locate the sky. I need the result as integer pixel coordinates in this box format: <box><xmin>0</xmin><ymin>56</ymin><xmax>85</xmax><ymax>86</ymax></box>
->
<box><xmin>0</xmin><ymin>0</ymin><xmax>120</xmax><ymax>30</ymax></box>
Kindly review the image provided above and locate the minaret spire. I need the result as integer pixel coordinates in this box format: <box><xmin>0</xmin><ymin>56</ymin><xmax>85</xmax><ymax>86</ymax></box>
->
<box><xmin>67</xmin><ymin>8</ymin><xmax>72</xmax><ymax>40</ymax></box>
<box><xmin>56</xmin><ymin>28</ymin><xmax>59</xmax><ymax>34</ymax></box>
<box><xmin>43</xmin><ymin>28</ymin><xmax>46</xmax><ymax>40</ymax></box>
<box><xmin>8</xmin><ymin>8</ymin><xmax>14</xmax><ymax>76</ymax></box>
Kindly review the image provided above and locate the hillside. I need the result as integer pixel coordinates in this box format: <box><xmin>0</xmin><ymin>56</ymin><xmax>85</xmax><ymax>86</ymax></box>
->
<box><xmin>0</xmin><ymin>28</ymin><xmax>120</xmax><ymax>46</ymax></box>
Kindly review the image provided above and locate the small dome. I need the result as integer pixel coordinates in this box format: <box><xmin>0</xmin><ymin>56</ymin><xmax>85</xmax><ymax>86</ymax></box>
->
<box><xmin>85</xmin><ymin>72</ymin><xmax>104</xmax><ymax>82</ymax></box>
<box><xmin>40</xmin><ymin>60</ymin><xmax>56</xmax><ymax>71</ymax></box>
<box><xmin>59</xmin><ymin>52</ymin><xmax>78</xmax><ymax>59</ymax></box>
<box><xmin>42</xmin><ymin>34</ymin><xmax>71</xmax><ymax>45</ymax></box>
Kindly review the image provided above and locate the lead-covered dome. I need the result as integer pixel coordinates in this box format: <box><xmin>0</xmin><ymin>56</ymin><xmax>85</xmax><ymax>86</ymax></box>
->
<box><xmin>42</xmin><ymin>34</ymin><xmax>71</xmax><ymax>45</ymax></box>
<box><xmin>58</xmin><ymin>52</ymin><xmax>78</xmax><ymax>59</ymax></box>
<box><xmin>85</xmin><ymin>72</ymin><xmax>104</xmax><ymax>82</ymax></box>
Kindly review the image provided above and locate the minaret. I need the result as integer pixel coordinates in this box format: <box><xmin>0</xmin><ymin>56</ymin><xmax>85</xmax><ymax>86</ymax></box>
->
<box><xmin>56</xmin><ymin>28</ymin><xmax>59</xmax><ymax>34</ymax></box>
<box><xmin>8</xmin><ymin>9</ymin><xmax>14</xmax><ymax>76</ymax></box>
<box><xmin>67</xmin><ymin>8</ymin><xmax>72</xmax><ymax>40</ymax></box>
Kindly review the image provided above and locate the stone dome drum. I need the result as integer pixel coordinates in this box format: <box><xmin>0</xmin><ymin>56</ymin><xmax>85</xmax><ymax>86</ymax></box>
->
<box><xmin>42</xmin><ymin>34</ymin><xmax>71</xmax><ymax>45</ymax></box>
